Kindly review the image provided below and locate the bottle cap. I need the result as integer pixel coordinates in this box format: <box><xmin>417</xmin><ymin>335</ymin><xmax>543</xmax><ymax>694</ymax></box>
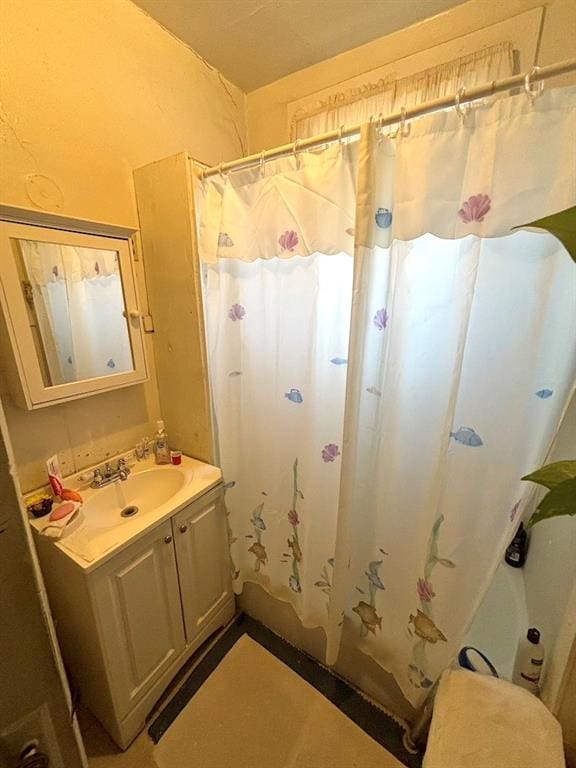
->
<box><xmin>157</xmin><ymin>419</ymin><xmax>165</xmax><ymax>431</ymax></box>
<box><xmin>527</xmin><ymin>628</ymin><xmax>540</xmax><ymax>644</ymax></box>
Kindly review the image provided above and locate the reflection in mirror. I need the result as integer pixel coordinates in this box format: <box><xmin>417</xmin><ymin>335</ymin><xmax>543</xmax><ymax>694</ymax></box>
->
<box><xmin>15</xmin><ymin>239</ymin><xmax>135</xmax><ymax>386</ymax></box>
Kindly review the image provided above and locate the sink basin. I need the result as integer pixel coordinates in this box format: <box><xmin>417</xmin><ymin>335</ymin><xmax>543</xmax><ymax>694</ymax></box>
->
<box><xmin>82</xmin><ymin>467</ymin><xmax>187</xmax><ymax>529</ymax></box>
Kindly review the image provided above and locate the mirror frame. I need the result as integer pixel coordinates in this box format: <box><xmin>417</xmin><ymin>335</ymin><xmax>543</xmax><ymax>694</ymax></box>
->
<box><xmin>0</xmin><ymin>218</ymin><xmax>148</xmax><ymax>408</ymax></box>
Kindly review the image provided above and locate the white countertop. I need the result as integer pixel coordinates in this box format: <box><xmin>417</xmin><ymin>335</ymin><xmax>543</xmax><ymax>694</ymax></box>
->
<box><xmin>30</xmin><ymin>454</ymin><xmax>222</xmax><ymax>573</ymax></box>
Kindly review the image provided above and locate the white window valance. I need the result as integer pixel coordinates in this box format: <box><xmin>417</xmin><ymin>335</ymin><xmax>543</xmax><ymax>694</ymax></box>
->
<box><xmin>292</xmin><ymin>42</ymin><xmax>515</xmax><ymax>140</ymax></box>
<box><xmin>198</xmin><ymin>86</ymin><xmax>576</xmax><ymax>265</ymax></box>
<box><xmin>361</xmin><ymin>85</ymin><xmax>576</xmax><ymax>247</ymax></box>
<box><xmin>197</xmin><ymin>143</ymin><xmax>358</xmax><ymax>264</ymax></box>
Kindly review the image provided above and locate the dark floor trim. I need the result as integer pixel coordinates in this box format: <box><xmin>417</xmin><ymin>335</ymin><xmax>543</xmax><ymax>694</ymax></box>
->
<box><xmin>148</xmin><ymin>614</ymin><xmax>422</xmax><ymax>768</ymax></box>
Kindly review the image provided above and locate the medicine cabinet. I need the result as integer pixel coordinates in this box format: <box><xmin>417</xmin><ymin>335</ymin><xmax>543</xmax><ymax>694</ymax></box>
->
<box><xmin>0</xmin><ymin>215</ymin><xmax>148</xmax><ymax>409</ymax></box>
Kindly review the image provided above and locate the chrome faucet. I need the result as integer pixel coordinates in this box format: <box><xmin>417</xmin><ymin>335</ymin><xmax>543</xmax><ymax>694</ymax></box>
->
<box><xmin>90</xmin><ymin>458</ymin><xmax>130</xmax><ymax>489</ymax></box>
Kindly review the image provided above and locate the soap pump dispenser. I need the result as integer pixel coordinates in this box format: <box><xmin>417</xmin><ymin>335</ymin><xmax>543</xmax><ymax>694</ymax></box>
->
<box><xmin>154</xmin><ymin>420</ymin><xmax>170</xmax><ymax>465</ymax></box>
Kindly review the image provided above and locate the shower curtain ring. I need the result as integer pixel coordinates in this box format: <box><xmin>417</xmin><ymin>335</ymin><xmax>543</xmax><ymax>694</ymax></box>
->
<box><xmin>217</xmin><ymin>162</ymin><xmax>224</xmax><ymax>179</ymax></box>
<box><xmin>376</xmin><ymin>112</ymin><xmax>384</xmax><ymax>142</ymax></box>
<box><xmin>455</xmin><ymin>87</ymin><xmax>467</xmax><ymax>123</ymax></box>
<box><xmin>292</xmin><ymin>139</ymin><xmax>301</xmax><ymax>169</ymax></box>
<box><xmin>399</xmin><ymin>106</ymin><xmax>410</xmax><ymax>137</ymax></box>
<box><xmin>524</xmin><ymin>66</ymin><xmax>544</xmax><ymax>101</ymax></box>
<box><xmin>259</xmin><ymin>151</ymin><xmax>266</xmax><ymax>176</ymax></box>
<box><xmin>338</xmin><ymin>125</ymin><xmax>345</xmax><ymax>146</ymax></box>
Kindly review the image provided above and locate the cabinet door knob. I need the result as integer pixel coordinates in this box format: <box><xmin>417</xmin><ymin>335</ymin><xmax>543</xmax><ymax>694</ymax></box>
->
<box><xmin>164</xmin><ymin>534</ymin><xmax>173</xmax><ymax>544</ymax></box>
<box><xmin>179</xmin><ymin>524</ymin><xmax>188</xmax><ymax>534</ymax></box>
<box><xmin>123</xmin><ymin>308</ymin><xmax>141</xmax><ymax>319</ymax></box>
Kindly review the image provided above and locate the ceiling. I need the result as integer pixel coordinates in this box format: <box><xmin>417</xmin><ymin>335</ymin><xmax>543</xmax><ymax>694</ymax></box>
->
<box><xmin>131</xmin><ymin>0</ymin><xmax>470</xmax><ymax>91</ymax></box>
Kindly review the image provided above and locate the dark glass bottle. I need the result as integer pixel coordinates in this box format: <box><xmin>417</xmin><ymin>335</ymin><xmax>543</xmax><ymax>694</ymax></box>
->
<box><xmin>505</xmin><ymin>522</ymin><xmax>528</xmax><ymax>568</ymax></box>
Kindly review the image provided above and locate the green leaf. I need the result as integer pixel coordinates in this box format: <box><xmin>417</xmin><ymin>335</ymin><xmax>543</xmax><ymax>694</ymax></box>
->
<box><xmin>528</xmin><ymin>478</ymin><xmax>576</xmax><ymax>527</ymax></box>
<box><xmin>514</xmin><ymin>206</ymin><xmax>576</xmax><ymax>264</ymax></box>
<box><xmin>521</xmin><ymin>460</ymin><xmax>576</xmax><ymax>490</ymax></box>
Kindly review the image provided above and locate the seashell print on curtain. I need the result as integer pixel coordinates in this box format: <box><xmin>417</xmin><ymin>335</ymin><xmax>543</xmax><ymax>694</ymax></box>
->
<box><xmin>458</xmin><ymin>194</ymin><xmax>491</xmax><ymax>223</ymax></box>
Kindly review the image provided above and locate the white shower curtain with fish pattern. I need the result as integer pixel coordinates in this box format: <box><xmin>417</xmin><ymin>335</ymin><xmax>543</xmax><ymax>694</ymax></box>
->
<box><xmin>199</xmin><ymin>86</ymin><xmax>576</xmax><ymax>707</ymax></box>
<box><xmin>199</xmin><ymin>143</ymin><xmax>358</xmax><ymax>631</ymax></box>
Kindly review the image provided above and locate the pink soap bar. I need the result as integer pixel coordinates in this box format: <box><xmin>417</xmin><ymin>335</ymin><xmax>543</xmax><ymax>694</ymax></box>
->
<box><xmin>49</xmin><ymin>501</ymin><xmax>77</xmax><ymax>521</ymax></box>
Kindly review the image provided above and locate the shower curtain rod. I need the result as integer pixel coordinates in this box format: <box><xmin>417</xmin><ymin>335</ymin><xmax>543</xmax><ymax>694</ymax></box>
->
<box><xmin>201</xmin><ymin>57</ymin><xmax>576</xmax><ymax>179</ymax></box>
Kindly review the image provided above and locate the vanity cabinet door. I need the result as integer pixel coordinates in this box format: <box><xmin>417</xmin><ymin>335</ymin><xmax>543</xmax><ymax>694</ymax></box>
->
<box><xmin>173</xmin><ymin>488</ymin><xmax>232</xmax><ymax>645</ymax></box>
<box><xmin>91</xmin><ymin>520</ymin><xmax>186</xmax><ymax>719</ymax></box>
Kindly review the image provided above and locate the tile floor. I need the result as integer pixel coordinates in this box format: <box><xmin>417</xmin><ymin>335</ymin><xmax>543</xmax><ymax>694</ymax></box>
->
<box><xmin>79</xmin><ymin>708</ymin><xmax>157</xmax><ymax>768</ymax></box>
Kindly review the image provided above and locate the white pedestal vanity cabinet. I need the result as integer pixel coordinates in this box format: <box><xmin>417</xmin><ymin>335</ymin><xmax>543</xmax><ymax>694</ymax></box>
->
<box><xmin>32</xmin><ymin>457</ymin><xmax>235</xmax><ymax>749</ymax></box>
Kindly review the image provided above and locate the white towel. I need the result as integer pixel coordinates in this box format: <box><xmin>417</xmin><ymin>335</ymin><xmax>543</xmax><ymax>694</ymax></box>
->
<box><xmin>423</xmin><ymin>668</ymin><xmax>566</xmax><ymax>768</ymax></box>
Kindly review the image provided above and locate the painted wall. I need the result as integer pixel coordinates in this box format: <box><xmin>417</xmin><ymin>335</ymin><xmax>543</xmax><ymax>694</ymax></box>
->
<box><xmin>0</xmin><ymin>405</ymin><xmax>85</xmax><ymax>767</ymax></box>
<box><xmin>0</xmin><ymin>0</ymin><xmax>246</xmax><ymax>491</ymax></box>
<box><xmin>246</xmin><ymin>0</ymin><xmax>576</xmax><ymax>151</ymax></box>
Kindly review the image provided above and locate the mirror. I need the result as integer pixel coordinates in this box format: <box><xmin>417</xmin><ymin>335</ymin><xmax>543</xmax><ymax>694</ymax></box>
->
<box><xmin>0</xmin><ymin>219</ymin><xmax>148</xmax><ymax>409</ymax></box>
<box><xmin>15</xmin><ymin>239</ymin><xmax>134</xmax><ymax>386</ymax></box>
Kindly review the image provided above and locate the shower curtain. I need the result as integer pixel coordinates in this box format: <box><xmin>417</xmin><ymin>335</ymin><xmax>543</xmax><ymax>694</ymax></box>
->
<box><xmin>198</xmin><ymin>86</ymin><xmax>576</xmax><ymax>707</ymax></box>
<box><xmin>200</xmin><ymin>144</ymin><xmax>357</xmax><ymax>629</ymax></box>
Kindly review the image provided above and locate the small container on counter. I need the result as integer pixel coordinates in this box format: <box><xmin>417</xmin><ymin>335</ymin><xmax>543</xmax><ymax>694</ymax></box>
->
<box><xmin>26</xmin><ymin>493</ymin><xmax>54</xmax><ymax>518</ymax></box>
<box><xmin>170</xmin><ymin>450</ymin><xmax>182</xmax><ymax>466</ymax></box>
<box><xmin>154</xmin><ymin>419</ymin><xmax>171</xmax><ymax>465</ymax></box>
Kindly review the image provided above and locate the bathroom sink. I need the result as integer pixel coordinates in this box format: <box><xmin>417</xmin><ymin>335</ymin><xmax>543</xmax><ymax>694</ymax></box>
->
<box><xmin>81</xmin><ymin>466</ymin><xmax>187</xmax><ymax>529</ymax></box>
<box><xmin>29</xmin><ymin>454</ymin><xmax>222</xmax><ymax>567</ymax></box>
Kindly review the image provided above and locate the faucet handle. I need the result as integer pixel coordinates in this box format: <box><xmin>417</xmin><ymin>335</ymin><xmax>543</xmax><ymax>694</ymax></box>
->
<box><xmin>90</xmin><ymin>467</ymin><xmax>103</xmax><ymax>488</ymax></box>
<box><xmin>117</xmin><ymin>457</ymin><xmax>130</xmax><ymax>478</ymax></box>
